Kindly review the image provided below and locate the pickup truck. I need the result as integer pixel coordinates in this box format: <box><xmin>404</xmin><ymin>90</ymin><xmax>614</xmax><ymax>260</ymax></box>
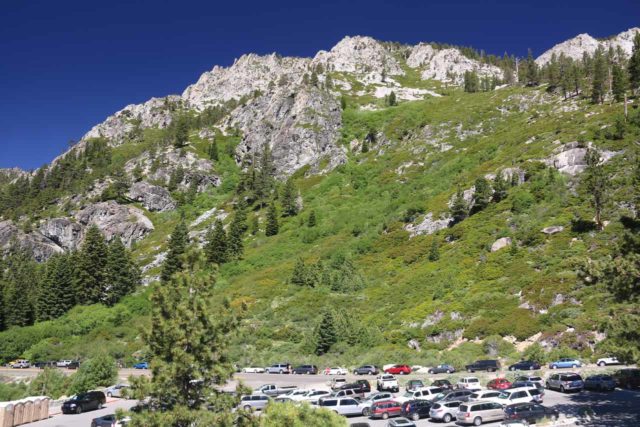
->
<box><xmin>376</xmin><ymin>374</ymin><xmax>399</xmax><ymax>392</ymax></box>
<box><xmin>254</xmin><ymin>384</ymin><xmax>298</xmax><ymax>396</ymax></box>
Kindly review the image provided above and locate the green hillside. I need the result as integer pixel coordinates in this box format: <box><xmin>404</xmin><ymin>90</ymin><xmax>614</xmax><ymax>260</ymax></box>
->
<box><xmin>2</xmin><ymin>80</ymin><xmax>638</xmax><ymax>369</ymax></box>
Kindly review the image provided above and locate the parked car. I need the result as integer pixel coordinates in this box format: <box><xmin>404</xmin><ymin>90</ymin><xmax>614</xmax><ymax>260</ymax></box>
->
<box><xmin>340</xmin><ymin>379</ymin><xmax>371</xmax><ymax>394</ymax></box>
<box><xmin>376</xmin><ymin>374</ymin><xmax>399</xmax><ymax>392</ymax></box>
<box><xmin>510</xmin><ymin>381</ymin><xmax>544</xmax><ymax>392</ymax></box>
<box><xmin>432</xmin><ymin>379</ymin><xmax>454</xmax><ymax>390</ymax></box>
<box><xmin>546</xmin><ymin>373</ymin><xmax>584</xmax><ymax>393</ymax></box>
<box><xmin>405</xmin><ymin>379</ymin><xmax>424</xmax><ymax>391</ymax></box>
<box><xmin>401</xmin><ymin>399</ymin><xmax>432</xmax><ymax>421</ymax></box>
<box><xmin>90</xmin><ymin>414</ymin><xmax>131</xmax><ymax>427</ymax></box>
<box><xmin>255</xmin><ymin>384</ymin><xmax>297</xmax><ymax>396</ymax></box>
<box><xmin>238</xmin><ymin>395</ymin><xmax>270</xmax><ymax>411</ymax></box>
<box><xmin>33</xmin><ymin>361</ymin><xmax>57</xmax><ymax>369</ymax></box>
<box><xmin>428</xmin><ymin>364</ymin><xmax>455</xmax><ymax>374</ymax></box>
<box><xmin>395</xmin><ymin>386</ymin><xmax>444</xmax><ymax>403</ymax></box>
<box><xmin>319</xmin><ymin>397</ymin><xmax>361</xmax><ymax>416</ymax></box>
<box><xmin>370</xmin><ymin>400</ymin><xmax>403</xmax><ymax>420</ymax></box>
<box><xmin>267</xmin><ymin>363</ymin><xmax>291</xmax><ymax>374</ymax></box>
<box><xmin>429</xmin><ymin>400</ymin><xmax>462</xmax><ymax>423</ymax></box>
<box><xmin>433</xmin><ymin>389</ymin><xmax>473</xmax><ymax>402</ymax></box>
<box><xmin>241</xmin><ymin>367</ymin><xmax>265</xmax><ymax>373</ymax></box>
<box><xmin>300</xmin><ymin>389</ymin><xmax>331</xmax><ymax>404</ymax></box>
<box><xmin>62</xmin><ymin>391</ymin><xmax>106</xmax><ymax>414</ymax></box>
<box><xmin>324</xmin><ymin>366</ymin><xmax>348</xmax><ymax>375</ymax></box>
<box><xmin>508</xmin><ymin>361</ymin><xmax>541</xmax><ymax>371</ymax></box>
<box><xmin>384</xmin><ymin>364</ymin><xmax>411</xmax><ymax>375</ymax></box>
<box><xmin>133</xmin><ymin>361</ymin><xmax>148</xmax><ymax>369</ymax></box>
<box><xmin>330</xmin><ymin>378</ymin><xmax>348</xmax><ymax>390</ymax></box>
<box><xmin>330</xmin><ymin>388</ymin><xmax>362</xmax><ymax>399</ymax></box>
<box><xmin>465</xmin><ymin>360</ymin><xmax>500</xmax><ymax>373</ymax></box>
<box><xmin>584</xmin><ymin>374</ymin><xmax>616</xmax><ymax>391</ymax></box>
<box><xmin>503</xmin><ymin>402</ymin><xmax>559</xmax><ymax>423</ymax></box>
<box><xmin>457</xmin><ymin>377</ymin><xmax>482</xmax><ymax>391</ymax></box>
<box><xmin>57</xmin><ymin>360</ymin><xmax>73</xmax><ymax>368</ymax></box>
<box><xmin>613</xmin><ymin>368</ymin><xmax>640</xmax><ymax>389</ymax></box>
<box><xmin>358</xmin><ymin>392</ymin><xmax>395</xmax><ymax>416</ymax></box>
<box><xmin>497</xmin><ymin>387</ymin><xmax>543</xmax><ymax>405</ymax></box>
<box><xmin>457</xmin><ymin>400</ymin><xmax>505</xmax><ymax>425</ymax></box>
<box><xmin>487</xmin><ymin>378</ymin><xmax>512</xmax><ymax>390</ymax></box>
<box><xmin>469</xmin><ymin>390</ymin><xmax>502</xmax><ymax>404</ymax></box>
<box><xmin>597</xmin><ymin>356</ymin><xmax>621</xmax><ymax>367</ymax></box>
<box><xmin>292</xmin><ymin>364</ymin><xmax>318</xmax><ymax>375</ymax></box>
<box><xmin>514</xmin><ymin>376</ymin><xmax>544</xmax><ymax>388</ymax></box>
<box><xmin>387</xmin><ymin>418</ymin><xmax>417</xmax><ymax>427</ymax></box>
<box><xmin>104</xmin><ymin>383</ymin><xmax>129</xmax><ymax>398</ymax></box>
<box><xmin>549</xmin><ymin>358</ymin><xmax>581</xmax><ymax>369</ymax></box>
<box><xmin>67</xmin><ymin>360</ymin><xmax>80</xmax><ymax>369</ymax></box>
<box><xmin>354</xmin><ymin>365</ymin><xmax>379</xmax><ymax>375</ymax></box>
<box><xmin>10</xmin><ymin>359</ymin><xmax>30</xmax><ymax>369</ymax></box>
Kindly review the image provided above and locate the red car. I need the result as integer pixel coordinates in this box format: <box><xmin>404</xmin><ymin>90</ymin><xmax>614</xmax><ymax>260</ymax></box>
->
<box><xmin>487</xmin><ymin>378</ymin><xmax>512</xmax><ymax>390</ymax></box>
<box><xmin>370</xmin><ymin>400</ymin><xmax>403</xmax><ymax>419</ymax></box>
<box><xmin>384</xmin><ymin>365</ymin><xmax>412</xmax><ymax>375</ymax></box>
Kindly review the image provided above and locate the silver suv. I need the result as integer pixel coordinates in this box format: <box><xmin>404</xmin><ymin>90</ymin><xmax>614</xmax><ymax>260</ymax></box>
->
<box><xmin>456</xmin><ymin>401</ymin><xmax>505</xmax><ymax>425</ymax></box>
<box><xmin>546</xmin><ymin>373</ymin><xmax>584</xmax><ymax>392</ymax></box>
<box><xmin>266</xmin><ymin>363</ymin><xmax>290</xmax><ymax>374</ymax></box>
<box><xmin>238</xmin><ymin>395</ymin><xmax>270</xmax><ymax>411</ymax></box>
<box><xmin>430</xmin><ymin>400</ymin><xmax>462</xmax><ymax>423</ymax></box>
<box><xmin>319</xmin><ymin>397</ymin><xmax>362</xmax><ymax>416</ymax></box>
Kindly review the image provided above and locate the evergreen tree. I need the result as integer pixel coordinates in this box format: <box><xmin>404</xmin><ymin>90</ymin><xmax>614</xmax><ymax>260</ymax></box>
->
<box><xmin>208</xmin><ymin>140</ymin><xmax>219</xmax><ymax>162</ymax></box>
<box><xmin>450</xmin><ymin>188</ymin><xmax>469</xmax><ymax>224</ymax></box>
<box><xmin>628</xmin><ymin>32</ymin><xmax>640</xmax><ymax>93</ymax></box>
<box><xmin>255</xmin><ymin>144</ymin><xmax>275</xmax><ymax>205</ymax></box>
<box><xmin>361</xmin><ymin>139</ymin><xmax>369</xmax><ymax>153</ymax></box>
<box><xmin>584</xmin><ymin>148</ymin><xmax>608</xmax><ymax>230</ymax></box>
<box><xmin>281</xmin><ymin>179</ymin><xmax>298</xmax><ymax>217</ymax></box>
<box><xmin>185</xmin><ymin>178</ymin><xmax>198</xmax><ymax>205</ymax></box>
<box><xmin>314</xmin><ymin>310</ymin><xmax>337</xmax><ymax>355</ymax></box>
<box><xmin>265</xmin><ymin>202</ymin><xmax>279</xmax><ymax>236</ymax></box>
<box><xmin>105</xmin><ymin>238</ymin><xmax>140</xmax><ymax>306</ymax></box>
<box><xmin>74</xmin><ymin>225</ymin><xmax>109</xmax><ymax>305</ymax></box>
<box><xmin>387</xmin><ymin>91</ymin><xmax>397</xmax><ymax>106</ymax></box>
<box><xmin>36</xmin><ymin>254</ymin><xmax>74</xmax><ymax>321</ymax></box>
<box><xmin>3</xmin><ymin>250</ymin><xmax>38</xmax><ymax>327</ymax></box>
<box><xmin>290</xmin><ymin>258</ymin><xmax>308</xmax><ymax>287</ymax></box>
<box><xmin>525</xmin><ymin>49</ymin><xmax>539</xmax><ymax>86</ymax></box>
<box><xmin>464</xmin><ymin>71</ymin><xmax>479</xmax><ymax>93</ymax></box>
<box><xmin>428</xmin><ymin>239</ymin><xmax>440</xmax><ymax>262</ymax></box>
<box><xmin>172</xmin><ymin>115</ymin><xmax>190</xmax><ymax>148</ymax></box>
<box><xmin>160</xmin><ymin>222</ymin><xmax>189</xmax><ymax>283</ymax></box>
<box><xmin>204</xmin><ymin>220</ymin><xmax>228</xmax><ymax>265</ymax></box>
<box><xmin>612</xmin><ymin>63</ymin><xmax>628</xmax><ymax>103</ymax></box>
<box><xmin>591</xmin><ymin>48</ymin><xmax>607</xmax><ymax>104</ymax></box>
<box><xmin>471</xmin><ymin>177</ymin><xmax>492</xmax><ymax>214</ymax></box>
<box><xmin>168</xmin><ymin>166</ymin><xmax>185</xmax><ymax>192</ymax></box>
<box><xmin>129</xmin><ymin>250</ymin><xmax>241</xmax><ymax>426</ymax></box>
<box><xmin>492</xmin><ymin>171</ymin><xmax>508</xmax><ymax>202</ymax></box>
<box><xmin>308</xmin><ymin>210</ymin><xmax>317</xmax><ymax>227</ymax></box>
<box><xmin>227</xmin><ymin>203</ymin><xmax>247</xmax><ymax>259</ymax></box>
<box><xmin>250</xmin><ymin>215</ymin><xmax>260</xmax><ymax>235</ymax></box>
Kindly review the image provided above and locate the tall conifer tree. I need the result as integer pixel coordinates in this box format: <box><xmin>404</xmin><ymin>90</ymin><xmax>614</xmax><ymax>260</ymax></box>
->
<box><xmin>160</xmin><ymin>222</ymin><xmax>189</xmax><ymax>283</ymax></box>
<box><xmin>74</xmin><ymin>225</ymin><xmax>108</xmax><ymax>305</ymax></box>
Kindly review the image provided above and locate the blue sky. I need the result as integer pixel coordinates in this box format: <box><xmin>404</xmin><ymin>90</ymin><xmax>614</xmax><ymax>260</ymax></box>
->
<box><xmin>1</xmin><ymin>0</ymin><xmax>638</xmax><ymax>169</ymax></box>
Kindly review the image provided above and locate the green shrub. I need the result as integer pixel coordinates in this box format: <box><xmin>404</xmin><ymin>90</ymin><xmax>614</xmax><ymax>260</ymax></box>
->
<box><xmin>28</xmin><ymin>368</ymin><xmax>71</xmax><ymax>399</ymax></box>
<box><xmin>69</xmin><ymin>353</ymin><xmax>117</xmax><ymax>395</ymax></box>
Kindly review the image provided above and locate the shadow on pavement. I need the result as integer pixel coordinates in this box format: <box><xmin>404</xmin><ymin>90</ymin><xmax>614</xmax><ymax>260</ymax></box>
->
<box><xmin>553</xmin><ymin>389</ymin><xmax>640</xmax><ymax>426</ymax></box>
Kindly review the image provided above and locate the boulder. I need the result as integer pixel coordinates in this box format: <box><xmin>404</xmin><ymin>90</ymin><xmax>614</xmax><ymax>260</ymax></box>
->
<box><xmin>491</xmin><ymin>237</ymin><xmax>512</xmax><ymax>252</ymax></box>
<box><xmin>405</xmin><ymin>213</ymin><xmax>451</xmax><ymax>237</ymax></box>
<box><xmin>407</xmin><ymin>339</ymin><xmax>421</xmax><ymax>351</ymax></box>
<box><xmin>39</xmin><ymin>218</ymin><xmax>83</xmax><ymax>251</ymax></box>
<box><xmin>128</xmin><ymin>181</ymin><xmax>176</xmax><ymax>212</ymax></box>
<box><xmin>0</xmin><ymin>220</ymin><xmax>63</xmax><ymax>261</ymax></box>
<box><xmin>542</xmin><ymin>225</ymin><xmax>564</xmax><ymax>235</ymax></box>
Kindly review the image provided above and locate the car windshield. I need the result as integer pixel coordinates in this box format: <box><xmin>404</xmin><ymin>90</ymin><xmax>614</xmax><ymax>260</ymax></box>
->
<box><xmin>564</xmin><ymin>375</ymin><xmax>582</xmax><ymax>381</ymax></box>
<box><xmin>530</xmin><ymin>377</ymin><xmax>542</xmax><ymax>381</ymax></box>
<box><xmin>468</xmin><ymin>378</ymin><xmax>479</xmax><ymax>383</ymax></box>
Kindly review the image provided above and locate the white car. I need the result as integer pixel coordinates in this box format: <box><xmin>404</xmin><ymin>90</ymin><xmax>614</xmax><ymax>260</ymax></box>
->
<box><xmin>376</xmin><ymin>374</ymin><xmax>400</xmax><ymax>392</ymax></box>
<box><xmin>57</xmin><ymin>360</ymin><xmax>73</xmax><ymax>368</ymax></box>
<box><xmin>91</xmin><ymin>414</ymin><xmax>131</xmax><ymax>427</ymax></box>
<box><xmin>469</xmin><ymin>390</ymin><xmax>502</xmax><ymax>404</ymax></box>
<box><xmin>280</xmin><ymin>389</ymin><xmax>312</xmax><ymax>401</ymax></box>
<box><xmin>457</xmin><ymin>377</ymin><xmax>482</xmax><ymax>391</ymax></box>
<box><xmin>318</xmin><ymin>397</ymin><xmax>361</xmax><ymax>416</ymax></box>
<box><xmin>242</xmin><ymin>367</ymin><xmax>266</xmax><ymax>373</ymax></box>
<box><xmin>394</xmin><ymin>386</ymin><xmax>444</xmax><ymax>403</ymax></box>
<box><xmin>497</xmin><ymin>387</ymin><xmax>543</xmax><ymax>405</ymax></box>
<box><xmin>324</xmin><ymin>367</ymin><xmax>348</xmax><ymax>375</ymax></box>
<box><xmin>358</xmin><ymin>392</ymin><xmax>395</xmax><ymax>416</ymax></box>
<box><xmin>300</xmin><ymin>390</ymin><xmax>331</xmax><ymax>404</ymax></box>
<box><xmin>597</xmin><ymin>357</ymin><xmax>621</xmax><ymax>367</ymax></box>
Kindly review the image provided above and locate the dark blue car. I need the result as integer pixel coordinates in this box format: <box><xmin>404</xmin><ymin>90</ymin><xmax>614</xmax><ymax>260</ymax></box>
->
<box><xmin>133</xmin><ymin>361</ymin><xmax>149</xmax><ymax>369</ymax></box>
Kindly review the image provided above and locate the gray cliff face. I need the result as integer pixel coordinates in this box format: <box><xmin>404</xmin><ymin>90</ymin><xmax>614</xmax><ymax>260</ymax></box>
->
<box><xmin>0</xmin><ymin>220</ymin><xmax>64</xmax><ymax>262</ymax></box>
<box><xmin>231</xmin><ymin>85</ymin><xmax>346</xmax><ymax>177</ymax></box>
<box><xmin>127</xmin><ymin>181</ymin><xmax>176</xmax><ymax>212</ymax></box>
<box><xmin>39</xmin><ymin>218</ymin><xmax>84</xmax><ymax>251</ymax></box>
<box><xmin>74</xmin><ymin>201</ymin><xmax>154</xmax><ymax>247</ymax></box>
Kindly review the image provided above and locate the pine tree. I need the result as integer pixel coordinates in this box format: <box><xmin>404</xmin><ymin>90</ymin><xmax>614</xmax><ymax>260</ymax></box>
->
<box><xmin>160</xmin><ymin>222</ymin><xmax>189</xmax><ymax>283</ymax></box>
<box><xmin>105</xmin><ymin>238</ymin><xmax>140</xmax><ymax>306</ymax></box>
<box><xmin>3</xmin><ymin>250</ymin><xmax>38</xmax><ymax>327</ymax></box>
<box><xmin>290</xmin><ymin>258</ymin><xmax>308</xmax><ymax>287</ymax></box>
<box><xmin>628</xmin><ymin>32</ymin><xmax>640</xmax><ymax>93</ymax></box>
<box><xmin>584</xmin><ymin>148</ymin><xmax>608</xmax><ymax>230</ymax></box>
<box><xmin>168</xmin><ymin>166</ymin><xmax>185</xmax><ymax>192</ymax></box>
<box><xmin>308</xmin><ymin>210</ymin><xmax>317</xmax><ymax>227</ymax></box>
<box><xmin>250</xmin><ymin>215</ymin><xmax>259</xmax><ymax>235</ymax></box>
<box><xmin>386</xmin><ymin>91</ymin><xmax>397</xmax><ymax>106</ymax></box>
<box><xmin>492</xmin><ymin>171</ymin><xmax>508</xmax><ymax>202</ymax></box>
<box><xmin>204</xmin><ymin>220</ymin><xmax>227</xmax><ymax>265</ymax></box>
<box><xmin>281</xmin><ymin>179</ymin><xmax>298</xmax><ymax>217</ymax></box>
<box><xmin>471</xmin><ymin>177</ymin><xmax>492</xmax><ymax>214</ymax></box>
<box><xmin>526</xmin><ymin>49</ymin><xmax>538</xmax><ymax>86</ymax></box>
<box><xmin>428</xmin><ymin>239</ymin><xmax>440</xmax><ymax>261</ymax></box>
<box><xmin>226</xmin><ymin>203</ymin><xmax>247</xmax><ymax>259</ymax></box>
<box><xmin>36</xmin><ymin>254</ymin><xmax>75</xmax><ymax>321</ymax></box>
<box><xmin>208</xmin><ymin>140</ymin><xmax>219</xmax><ymax>161</ymax></box>
<box><xmin>464</xmin><ymin>71</ymin><xmax>479</xmax><ymax>93</ymax></box>
<box><xmin>129</xmin><ymin>250</ymin><xmax>241</xmax><ymax>426</ymax></box>
<box><xmin>612</xmin><ymin>63</ymin><xmax>629</xmax><ymax>103</ymax></box>
<box><xmin>172</xmin><ymin>115</ymin><xmax>190</xmax><ymax>148</ymax></box>
<box><xmin>74</xmin><ymin>225</ymin><xmax>108</xmax><ymax>305</ymax></box>
<box><xmin>591</xmin><ymin>48</ymin><xmax>607</xmax><ymax>104</ymax></box>
<box><xmin>255</xmin><ymin>144</ymin><xmax>275</xmax><ymax>205</ymax></box>
<box><xmin>314</xmin><ymin>310</ymin><xmax>337</xmax><ymax>355</ymax></box>
<box><xmin>265</xmin><ymin>202</ymin><xmax>279</xmax><ymax>236</ymax></box>
<box><xmin>450</xmin><ymin>188</ymin><xmax>468</xmax><ymax>224</ymax></box>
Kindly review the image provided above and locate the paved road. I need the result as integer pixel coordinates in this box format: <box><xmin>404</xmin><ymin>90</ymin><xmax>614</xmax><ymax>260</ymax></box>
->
<box><xmin>27</xmin><ymin>399</ymin><xmax>137</xmax><ymax>427</ymax></box>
